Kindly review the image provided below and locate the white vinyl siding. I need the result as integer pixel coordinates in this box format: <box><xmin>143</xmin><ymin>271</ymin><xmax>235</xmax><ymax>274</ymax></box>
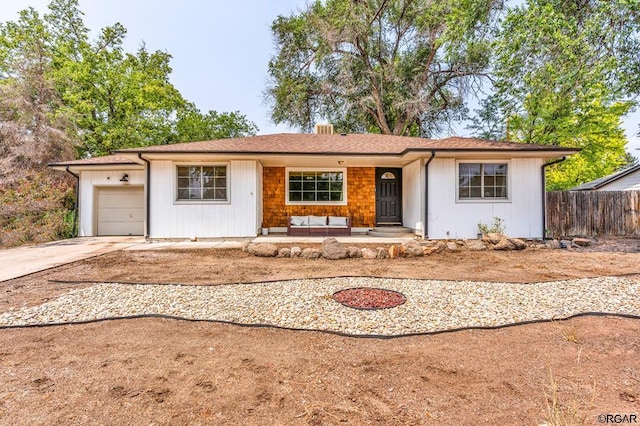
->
<box><xmin>402</xmin><ymin>159</ymin><xmax>424</xmax><ymax>235</ymax></box>
<box><xmin>77</xmin><ymin>169</ymin><xmax>145</xmax><ymax>237</ymax></box>
<box><xmin>256</xmin><ymin>162</ymin><xmax>263</xmax><ymax>232</ymax></box>
<box><xmin>428</xmin><ymin>157</ymin><xmax>543</xmax><ymax>239</ymax></box>
<box><xmin>150</xmin><ymin>159</ymin><xmax>260</xmax><ymax>238</ymax></box>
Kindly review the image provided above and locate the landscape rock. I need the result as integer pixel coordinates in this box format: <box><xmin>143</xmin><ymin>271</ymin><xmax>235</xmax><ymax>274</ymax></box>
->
<box><xmin>493</xmin><ymin>238</ymin><xmax>515</xmax><ymax>251</ymax></box>
<box><xmin>290</xmin><ymin>246</ymin><xmax>302</xmax><ymax>257</ymax></box>
<box><xmin>388</xmin><ymin>245</ymin><xmax>404</xmax><ymax>258</ymax></box>
<box><xmin>277</xmin><ymin>248</ymin><xmax>291</xmax><ymax>258</ymax></box>
<box><xmin>464</xmin><ymin>239</ymin><xmax>487</xmax><ymax>251</ymax></box>
<box><xmin>482</xmin><ymin>233</ymin><xmax>503</xmax><ymax>245</ymax></box>
<box><xmin>445</xmin><ymin>241</ymin><xmax>459</xmax><ymax>251</ymax></box>
<box><xmin>508</xmin><ymin>238</ymin><xmax>527</xmax><ymax>250</ymax></box>
<box><xmin>361</xmin><ymin>248</ymin><xmax>378</xmax><ymax>259</ymax></box>
<box><xmin>347</xmin><ymin>247</ymin><xmax>362</xmax><ymax>258</ymax></box>
<box><xmin>572</xmin><ymin>237</ymin><xmax>592</xmax><ymax>247</ymax></box>
<box><xmin>301</xmin><ymin>248</ymin><xmax>321</xmax><ymax>259</ymax></box>
<box><xmin>423</xmin><ymin>242</ymin><xmax>447</xmax><ymax>255</ymax></box>
<box><xmin>376</xmin><ymin>247</ymin><xmax>390</xmax><ymax>259</ymax></box>
<box><xmin>423</xmin><ymin>246</ymin><xmax>439</xmax><ymax>255</ymax></box>
<box><xmin>402</xmin><ymin>240</ymin><xmax>423</xmax><ymax>257</ymax></box>
<box><xmin>247</xmin><ymin>243</ymin><xmax>278</xmax><ymax>257</ymax></box>
<box><xmin>322</xmin><ymin>238</ymin><xmax>349</xmax><ymax>260</ymax></box>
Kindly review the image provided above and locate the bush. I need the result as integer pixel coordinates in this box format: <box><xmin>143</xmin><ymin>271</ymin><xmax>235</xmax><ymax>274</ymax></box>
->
<box><xmin>0</xmin><ymin>171</ymin><xmax>75</xmax><ymax>247</ymax></box>
<box><xmin>477</xmin><ymin>217</ymin><xmax>505</xmax><ymax>235</ymax></box>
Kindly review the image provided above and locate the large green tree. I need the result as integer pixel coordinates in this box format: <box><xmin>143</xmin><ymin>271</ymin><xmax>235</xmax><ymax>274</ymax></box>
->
<box><xmin>267</xmin><ymin>0</ymin><xmax>503</xmax><ymax>136</ymax></box>
<box><xmin>173</xmin><ymin>105</ymin><xmax>258</xmax><ymax>143</ymax></box>
<box><xmin>488</xmin><ymin>0</ymin><xmax>640</xmax><ymax>189</ymax></box>
<box><xmin>0</xmin><ymin>0</ymin><xmax>258</xmax><ymax>247</ymax></box>
<box><xmin>1</xmin><ymin>0</ymin><xmax>258</xmax><ymax>159</ymax></box>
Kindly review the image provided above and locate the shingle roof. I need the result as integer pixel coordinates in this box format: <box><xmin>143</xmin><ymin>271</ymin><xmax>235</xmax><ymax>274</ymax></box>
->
<box><xmin>114</xmin><ymin>133</ymin><xmax>578</xmax><ymax>155</ymax></box>
<box><xmin>571</xmin><ymin>164</ymin><xmax>640</xmax><ymax>191</ymax></box>
<box><xmin>48</xmin><ymin>154</ymin><xmax>140</xmax><ymax>167</ymax></box>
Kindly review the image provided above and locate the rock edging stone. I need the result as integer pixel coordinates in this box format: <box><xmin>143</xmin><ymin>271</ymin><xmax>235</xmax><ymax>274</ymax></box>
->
<box><xmin>245</xmin><ymin>235</ymin><xmax>585</xmax><ymax>259</ymax></box>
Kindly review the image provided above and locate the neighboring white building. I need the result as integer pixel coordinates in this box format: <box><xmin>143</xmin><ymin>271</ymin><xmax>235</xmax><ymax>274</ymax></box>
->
<box><xmin>571</xmin><ymin>164</ymin><xmax>640</xmax><ymax>192</ymax></box>
<box><xmin>50</xmin><ymin>133</ymin><xmax>577</xmax><ymax>240</ymax></box>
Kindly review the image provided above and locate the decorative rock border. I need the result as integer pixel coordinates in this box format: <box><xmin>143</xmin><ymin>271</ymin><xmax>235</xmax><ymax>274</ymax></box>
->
<box><xmin>0</xmin><ymin>276</ymin><xmax>636</xmax><ymax>336</ymax></box>
<box><xmin>244</xmin><ymin>235</ymin><xmax>589</xmax><ymax>260</ymax></box>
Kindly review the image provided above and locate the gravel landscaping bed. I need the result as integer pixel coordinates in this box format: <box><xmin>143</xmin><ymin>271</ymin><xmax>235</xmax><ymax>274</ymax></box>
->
<box><xmin>0</xmin><ymin>276</ymin><xmax>638</xmax><ymax>336</ymax></box>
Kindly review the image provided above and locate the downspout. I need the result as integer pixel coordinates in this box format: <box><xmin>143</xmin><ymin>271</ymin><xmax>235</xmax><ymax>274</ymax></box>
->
<box><xmin>138</xmin><ymin>153</ymin><xmax>151</xmax><ymax>238</ymax></box>
<box><xmin>541</xmin><ymin>157</ymin><xmax>566</xmax><ymax>240</ymax></box>
<box><xmin>423</xmin><ymin>151</ymin><xmax>436</xmax><ymax>239</ymax></box>
<box><xmin>65</xmin><ymin>166</ymin><xmax>80</xmax><ymax>238</ymax></box>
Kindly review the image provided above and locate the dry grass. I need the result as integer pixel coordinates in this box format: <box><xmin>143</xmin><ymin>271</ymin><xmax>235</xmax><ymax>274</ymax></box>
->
<box><xmin>543</xmin><ymin>368</ymin><xmax>596</xmax><ymax>426</ymax></box>
<box><xmin>562</xmin><ymin>324</ymin><xmax>582</xmax><ymax>344</ymax></box>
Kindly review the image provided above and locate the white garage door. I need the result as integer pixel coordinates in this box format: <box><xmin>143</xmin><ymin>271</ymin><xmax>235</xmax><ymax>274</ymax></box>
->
<box><xmin>97</xmin><ymin>186</ymin><xmax>144</xmax><ymax>236</ymax></box>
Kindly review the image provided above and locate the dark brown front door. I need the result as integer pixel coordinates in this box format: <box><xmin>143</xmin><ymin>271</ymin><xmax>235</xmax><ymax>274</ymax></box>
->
<box><xmin>375</xmin><ymin>168</ymin><xmax>402</xmax><ymax>224</ymax></box>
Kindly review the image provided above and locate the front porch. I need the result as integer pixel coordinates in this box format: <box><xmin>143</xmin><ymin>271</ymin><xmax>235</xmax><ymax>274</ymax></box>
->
<box><xmin>261</xmin><ymin>165</ymin><xmax>412</xmax><ymax>234</ymax></box>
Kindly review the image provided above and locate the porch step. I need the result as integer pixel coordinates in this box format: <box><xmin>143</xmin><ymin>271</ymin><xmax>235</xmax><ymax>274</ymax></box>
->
<box><xmin>367</xmin><ymin>227</ymin><xmax>415</xmax><ymax>238</ymax></box>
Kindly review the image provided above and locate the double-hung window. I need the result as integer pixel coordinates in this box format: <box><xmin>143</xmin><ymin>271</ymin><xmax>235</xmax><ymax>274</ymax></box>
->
<box><xmin>286</xmin><ymin>168</ymin><xmax>346</xmax><ymax>205</ymax></box>
<box><xmin>177</xmin><ymin>165</ymin><xmax>227</xmax><ymax>201</ymax></box>
<box><xmin>458</xmin><ymin>163</ymin><xmax>508</xmax><ymax>200</ymax></box>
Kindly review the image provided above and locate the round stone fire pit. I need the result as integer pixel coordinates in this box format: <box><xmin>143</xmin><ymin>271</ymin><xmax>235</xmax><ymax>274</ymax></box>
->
<box><xmin>332</xmin><ymin>287</ymin><xmax>406</xmax><ymax>310</ymax></box>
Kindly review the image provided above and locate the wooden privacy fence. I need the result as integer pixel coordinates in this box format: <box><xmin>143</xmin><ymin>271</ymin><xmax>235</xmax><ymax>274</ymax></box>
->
<box><xmin>546</xmin><ymin>190</ymin><xmax>640</xmax><ymax>237</ymax></box>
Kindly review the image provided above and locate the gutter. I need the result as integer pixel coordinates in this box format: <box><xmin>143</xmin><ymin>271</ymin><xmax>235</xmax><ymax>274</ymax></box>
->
<box><xmin>112</xmin><ymin>147</ymin><xmax>580</xmax><ymax>157</ymax></box>
<box><xmin>541</xmin><ymin>157</ymin><xmax>567</xmax><ymax>239</ymax></box>
<box><xmin>65</xmin><ymin>166</ymin><xmax>80</xmax><ymax>238</ymax></box>
<box><xmin>423</xmin><ymin>151</ymin><xmax>436</xmax><ymax>239</ymax></box>
<box><xmin>138</xmin><ymin>153</ymin><xmax>151</xmax><ymax>238</ymax></box>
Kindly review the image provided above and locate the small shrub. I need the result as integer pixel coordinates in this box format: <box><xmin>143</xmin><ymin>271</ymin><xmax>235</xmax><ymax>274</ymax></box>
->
<box><xmin>477</xmin><ymin>216</ymin><xmax>505</xmax><ymax>235</ymax></box>
<box><xmin>55</xmin><ymin>209</ymin><xmax>76</xmax><ymax>239</ymax></box>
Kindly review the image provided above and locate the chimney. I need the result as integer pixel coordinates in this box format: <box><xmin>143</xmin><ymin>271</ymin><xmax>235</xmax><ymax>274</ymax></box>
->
<box><xmin>314</xmin><ymin>124</ymin><xmax>334</xmax><ymax>135</ymax></box>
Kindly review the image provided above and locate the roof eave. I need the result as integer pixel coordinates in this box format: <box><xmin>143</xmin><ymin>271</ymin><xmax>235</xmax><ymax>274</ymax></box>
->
<box><xmin>115</xmin><ymin>147</ymin><xmax>581</xmax><ymax>157</ymax></box>
<box><xmin>571</xmin><ymin>164</ymin><xmax>640</xmax><ymax>190</ymax></box>
<box><xmin>48</xmin><ymin>162</ymin><xmax>143</xmax><ymax>171</ymax></box>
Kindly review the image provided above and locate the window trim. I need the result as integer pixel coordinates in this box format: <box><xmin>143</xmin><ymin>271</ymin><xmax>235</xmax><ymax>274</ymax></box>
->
<box><xmin>174</xmin><ymin>162</ymin><xmax>230</xmax><ymax>205</ymax></box>
<box><xmin>285</xmin><ymin>167</ymin><xmax>348</xmax><ymax>206</ymax></box>
<box><xmin>456</xmin><ymin>160</ymin><xmax>511</xmax><ymax>203</ymax></box>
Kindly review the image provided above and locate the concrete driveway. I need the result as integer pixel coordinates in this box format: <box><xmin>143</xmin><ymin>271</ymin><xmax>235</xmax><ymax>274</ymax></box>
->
<box><xmin>0</xmin><ymin>237</ymin><xmax>145</xmax><ymax>282</ymax></box>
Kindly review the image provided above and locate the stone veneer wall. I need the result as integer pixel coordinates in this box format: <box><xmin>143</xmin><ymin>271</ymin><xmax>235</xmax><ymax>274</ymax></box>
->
<box><xmin>262</xmin><ymin>167</ymin><xmax>376</xmax><ymax>228</ymax></box>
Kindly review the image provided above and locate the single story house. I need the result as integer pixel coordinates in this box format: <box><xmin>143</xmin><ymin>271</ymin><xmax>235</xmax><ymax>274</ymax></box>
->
<box><xmin>49</xmin><ymin>131</ymin><xmax>578</xmax><ymax>240</ymax></box>
<box><xmin>571</xmin><ymin>164</ymin><xmax>640</xmax><ymax>191</ymax></box>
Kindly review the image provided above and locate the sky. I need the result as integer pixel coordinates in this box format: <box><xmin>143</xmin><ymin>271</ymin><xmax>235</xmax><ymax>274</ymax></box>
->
<box><xmin>1</xmin><ymin>0</ymin><xmax>639</xmax><ymax>156</ymax></box>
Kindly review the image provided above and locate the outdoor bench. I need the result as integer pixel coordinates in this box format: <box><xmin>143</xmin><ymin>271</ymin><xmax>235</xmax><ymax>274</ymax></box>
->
<box><xmin>287</xmin><ymin>215</ymin><xmax>351</xmax><ymax>236</ymax></box>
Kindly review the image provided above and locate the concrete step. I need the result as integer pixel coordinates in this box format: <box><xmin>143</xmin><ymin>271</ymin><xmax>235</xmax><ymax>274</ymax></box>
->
<box><xmin>367</xmin><ymin>228</ymin><xmax>415</xmax><ymax>238</ymax></box>
<box><xmin>371</xmin><ymin>226</ymin><xmax>412</xmax><ymax>234</ymax></box>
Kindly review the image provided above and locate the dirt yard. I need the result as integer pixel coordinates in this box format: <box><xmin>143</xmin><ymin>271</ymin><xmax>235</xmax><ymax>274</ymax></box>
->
<box><xmin>0</xmin><ymin>238</ymin><xmax>639</xmax><ymax>425</ymax></box>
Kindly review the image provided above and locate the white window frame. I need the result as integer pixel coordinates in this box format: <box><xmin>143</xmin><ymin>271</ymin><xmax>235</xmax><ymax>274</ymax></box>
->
<box><xmin>174</xmin><ymin>162</ymin><xmax>230</xmax><ymax>205</ymax></box>
<box><xmin>456</xmin><ymin>160</ymin><xmax>511</xmax><ymax>203</ymax></box>
<box><xmin>285</xmin><ymin>167</ymin><xmax>348</xmax><ymax>206</ymax></box>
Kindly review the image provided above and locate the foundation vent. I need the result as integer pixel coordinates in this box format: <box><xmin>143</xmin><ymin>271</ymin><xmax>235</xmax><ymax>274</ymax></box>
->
<box><xmin>314</xmin><ymin>124</ymin><xmax>334</xmax><ymax>135</ymax></box>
